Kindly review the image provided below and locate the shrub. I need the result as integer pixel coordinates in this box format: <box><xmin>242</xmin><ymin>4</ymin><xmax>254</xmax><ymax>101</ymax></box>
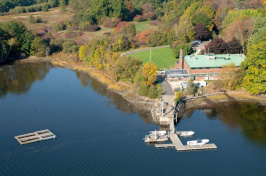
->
<box><xmin>28</xmin><ymin>15</ymin><xmax>36</xmax><ymax>24</ymax></box>
<box><xmin>49</xmin><ymin>38</ymin><xmax>65</xmax><ymax>53</ymax></box>
<box><xmin>52</xmin><ymin>22</ymin><xmax>66</xmax><ymax>31</ymax></box>
<box><xmin>62</xmin><ymin>40</ymin><xmax>79</xmax><ymax>53</ymax></box>
<box><xmin>143</xmin><ymin>12</ymin><xmax>156</xmax><ymax>20</ymax></box>
<box><xmin>81</xmin><ymin>24</ymin><xmax>99</xmax><ymax>32</ymax></box>
<box><xmin>101</xmin><ymin>17</ymin><xmax>121</xmax><ymax>28</ymax></box>
<box><xmin>133</xmin><ymin>15</ymin><xmax>144</xmax><ymax>22</ymax></box>
<box><xmin>36</xmin><ymin>16</ymin><xmax>42</xmax><ymax>23</ymax></box>
<box><xmin>115</xmin><ymin>21</ymin><xmax>128</xmax><ymax>31</ymax></box>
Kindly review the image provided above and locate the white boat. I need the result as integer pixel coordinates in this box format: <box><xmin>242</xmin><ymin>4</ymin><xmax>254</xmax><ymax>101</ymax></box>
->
<box><xmin>143</xmin><ymin>133</ymin><xmax>168</xmax><ymax>143</ymax></box>
<box><xmin>187</xmin><ymin>139</ymin><xmax>209</xmax><ymax>146</ymax></box>
<box><xmin>176</xmin><ymin>131</ymin><xmax>194</xmax><ymax>137</ymax></box>
<box><xmin>149</xmin><ymin>130</ymin><xmax>167</xmax><ymax>136</ymax></box>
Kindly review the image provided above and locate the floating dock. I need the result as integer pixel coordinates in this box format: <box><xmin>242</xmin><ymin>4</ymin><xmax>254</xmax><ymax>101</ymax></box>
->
<box><xmin>155</xmin><ymin>133</ymin><xmax>217</xmax><ymax>151</ymax></box>
<box><xmin>15</xmin><ymin>129</ymin><xmax>56</xmax><ymax>145</ymax></box>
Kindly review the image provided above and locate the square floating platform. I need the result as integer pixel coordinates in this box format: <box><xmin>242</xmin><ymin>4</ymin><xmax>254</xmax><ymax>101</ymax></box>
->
<box><xmin>15</xmin><ymin>129</ymin><xmax>56</xmax><ymax>145</ymax></box>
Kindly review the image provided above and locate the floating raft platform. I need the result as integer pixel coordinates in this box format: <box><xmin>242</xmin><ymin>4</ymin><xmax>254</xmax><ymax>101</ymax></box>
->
<box><xmin>15</xmin><ymin>129</ymin><xmax>56</xmax><ymax>145</ymax></box>
<box><xmin>155</xmin><ymin>134</ymin><xmax>217</xmax><ymax>151</ymax></box>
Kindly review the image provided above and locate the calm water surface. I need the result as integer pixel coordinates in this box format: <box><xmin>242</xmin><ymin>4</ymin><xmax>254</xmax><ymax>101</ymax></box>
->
<box><xmin>0</xmin><ymin>62</ymin><xmax>265</xmax><ymax>176</ymax></box>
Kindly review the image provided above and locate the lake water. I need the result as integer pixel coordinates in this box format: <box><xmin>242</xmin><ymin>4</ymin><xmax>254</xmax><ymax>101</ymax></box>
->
<box><xmin>0</xmin><ymin>62</ymin><xmax>265</xmax><ymax>176</ymax></box>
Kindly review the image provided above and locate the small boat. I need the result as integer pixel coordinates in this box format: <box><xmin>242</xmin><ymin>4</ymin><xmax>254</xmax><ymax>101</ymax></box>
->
<box><xmin>187</xmin><ymin>139</ymin><xmax>209</xmax><ymax>146</ymax></box>
<box><xmin>176</xmin><ymin>131</ymin><xmax>194</xmax><ymax>137</ymax></box>
<box><xmin>149</xmin><ymin>130</ymin><xmax>167</xmax><ymax>136</ymax></box>
<box><xmin>143</xmin><ymin>133</ymin><xmax>168</xmax><ymax>143</ymax></box>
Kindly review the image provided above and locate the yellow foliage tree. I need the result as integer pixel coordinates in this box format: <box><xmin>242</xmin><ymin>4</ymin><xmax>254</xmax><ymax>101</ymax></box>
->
<box><xmin>142</xmin><ymin>63</ymin><xmax>157</xmax><ymax>86</ymax></box>
<box><xmin>79</xmin><ymin>45</ymin><xmax>88</xmax><ymax>61</ymax></box>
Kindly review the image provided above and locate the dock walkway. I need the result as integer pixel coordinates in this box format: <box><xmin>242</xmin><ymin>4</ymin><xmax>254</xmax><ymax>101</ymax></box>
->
<box><xmin>15</xmin><ymin>129</ymin><xmax>56</xmax><ymax>145</ymax></box>
<box><xmin>155</xmin><ymin>133</ymin><xmax>217</xmax><ymax>151</ymax></box>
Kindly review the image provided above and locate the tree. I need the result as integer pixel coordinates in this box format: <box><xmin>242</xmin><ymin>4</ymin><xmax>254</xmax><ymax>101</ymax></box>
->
<box><xmin>142</xmin><ymin>62</ymin><xmax>157</xmax><ymax>86</ymax></box>
<box><xmin>186</xmin><ymin>78</ymin><xmax>196</xmax><ymax>95</ymax></box>
<box><xmin>31</xmin><ymin>37</ymin><xmax>46</xmax><ymax>56</ymax></box>
<box><xmin>220</xmin><ymin>63</ymin><xmax>244</xmax><ymax>90</ymax></box>
<box><xmin>242</xmin><ymin>41</ymin><xmax>266</xmax><ymax>95</ymax></box>
<box><xmin>207</xmin><ymin>37</ymin><xmax>228</xmax><ymax>54</ymax></box>
<box><xmin>194</xmin><ymin>22</ymin><xmax>211</xmax><ymax>41</ymax></box>
<box><xmin>174</xmin><ymin>44</ymin><xmax>193</xmax><ymax>58</ymax></box>
<box><xmin>79</xmin><ymin>45</ymin><xmax>88</xmax><ymax>61</ymax></box>
<box><xmin>60</xmin><ymin>0</ymin><xmax>66</xmax><ymax>11</ymax></box>
<box><xmin>28</xmin><ymin>15</ymin><xmax>36</xmax><ymax>24</ymax></box>
<box><xmin>227</xmin><ymin>38</ymin><xmax>242</xmax><ymax>54</ymax></box>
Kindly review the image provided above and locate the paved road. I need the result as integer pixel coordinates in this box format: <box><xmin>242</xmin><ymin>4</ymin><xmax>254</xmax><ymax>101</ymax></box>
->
<box><xmin>122</xmin><ymin>45</ymin><xmax>169</xmax><ymax>56</ymax></box>
<box><xmin>157</xmin><ymin>75</ymin><xmax>174</xmax><ymax>95</ymax></box>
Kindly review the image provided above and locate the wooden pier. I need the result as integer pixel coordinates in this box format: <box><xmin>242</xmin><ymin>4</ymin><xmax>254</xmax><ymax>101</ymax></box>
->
<box><xmin>155</xmin><ymin>133</ymin><xmax>217</xmax><ymax>151</ymax></box>
<box><xmin>15</xmin><ymin>129</ymin><xmax>56</xmax><ymax>145</ymax></box>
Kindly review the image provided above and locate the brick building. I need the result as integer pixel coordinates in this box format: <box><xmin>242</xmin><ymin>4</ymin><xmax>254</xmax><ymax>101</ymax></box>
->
<box><xmin>175</xmin><ymin>50</ymin><xmax>245</xmax><ymax>81</ymax></box>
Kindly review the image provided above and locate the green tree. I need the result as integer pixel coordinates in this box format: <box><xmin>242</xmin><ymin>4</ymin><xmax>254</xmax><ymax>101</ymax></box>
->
<box><xmin>174</xmin><ymin>44</ymin><xmax>193</xmax><ymax>58</ymax></box>
<box><xmin>186</xmin><ymin>78</ymin><xmax>196</xmax><ymax>95</ymax></box>
<box><xmin>242</xmin><ymin>41</ymin><xmax>266</xmax><ymax>95</ymax></box>
<box><xmin>60</xmin><ymin>0</ymin><xmax>66</xmax><ymax>11</ymax></box>
<box><xmin>28</xmin><ymin>15</ymin><xmax>36</xmax><ymax>24</ymax></box>
<box><xmin>31</xmin><ymin>37</ymin><xmax>46</xmax><ymax>56</ymax></box>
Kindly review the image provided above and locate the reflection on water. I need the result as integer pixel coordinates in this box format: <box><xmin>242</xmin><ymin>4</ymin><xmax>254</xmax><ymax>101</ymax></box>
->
<box><xmin>75</xmin><ymin>70</ymin><xmax>153</xmax><ymax>124</ymax></box>
<box><xmin>188</xmin><ymin>101</ymin><xmax>266</xmax><ymax>143</ymax></box>
<box><xmin>0</xmin><ymin>62</ymin><xmax>51</xmax><ymax>97</ymax></box>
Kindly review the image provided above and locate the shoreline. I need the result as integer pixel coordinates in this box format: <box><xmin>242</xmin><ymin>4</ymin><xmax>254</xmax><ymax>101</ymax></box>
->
<box><xmin>18</xmin><ymin>56</ymin><xmax>266</xmax><ymax>113</ymax></box>
<box><xmin>185</xmin><ymin>93</ymin><xmax>266</xmax><ymax>109</ymax></box>
<box><xmin>19</xmin><ymin>56</ymin><xmax>155</xmax><ymax>115</ymax></box>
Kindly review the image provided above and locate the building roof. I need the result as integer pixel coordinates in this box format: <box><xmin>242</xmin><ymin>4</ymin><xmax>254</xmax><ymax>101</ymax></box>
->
<box><xmin>166</xmin><ymin>69</ymin><xmax>189</xmax><ymax>77</ymax></box>
<box><xmin>184</xmin><ymin>54</ymin><xmax>246</xmax><ymax>68</ymax></box>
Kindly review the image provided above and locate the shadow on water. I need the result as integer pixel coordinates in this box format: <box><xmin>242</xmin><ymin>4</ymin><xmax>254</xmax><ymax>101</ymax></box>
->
<box><xmin>184</xmin><ymin>94</ymin><xmax>266</xmax><ymax>143</ymax></box>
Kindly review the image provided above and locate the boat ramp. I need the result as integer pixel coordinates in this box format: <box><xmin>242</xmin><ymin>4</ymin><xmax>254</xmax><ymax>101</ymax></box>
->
<box><xmin>15</xmin><ymin>129</ymin><xmax>56</xmax><ymax>145</ymax></box>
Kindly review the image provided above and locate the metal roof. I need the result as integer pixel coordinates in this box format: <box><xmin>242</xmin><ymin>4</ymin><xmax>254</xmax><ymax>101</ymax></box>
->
<box><xmin>166</xmin><ymin>69</ymin><xmax>189</xmax><ymax>76</ymax></box>
<box><xmin>184</xmin><ymin>54</ymin><xmax>245</xmax><ymax>68</ymax></box>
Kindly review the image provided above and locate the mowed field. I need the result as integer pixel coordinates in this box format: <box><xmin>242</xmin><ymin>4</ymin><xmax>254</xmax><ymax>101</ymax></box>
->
<box><xmin>128</xmin><ymin>47</ymin><xmax>177</xmax><ymax>70</ymax></box>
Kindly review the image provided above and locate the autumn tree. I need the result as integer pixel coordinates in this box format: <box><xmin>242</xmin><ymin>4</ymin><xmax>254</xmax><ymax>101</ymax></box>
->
<box><xmin>220</xmin><ymin>63</ymin><xmax>244</xmax><ymax>90</ymax></box>
<box><xmin>194</xmin><ymin>22</ymin><xmax>211</xmax><ymax>41</ymax></box>
<box><xmin>242</xmin><ymin>41</ymin><xmax>266</xmax><ymax>95</ymax></box>
<box><xmin>142</xmin><ymin>62</ymin><xmax>157</xmax><ymax>86</ymax></box>
<box><xmin>207</xmin><ymin>37</ymin><xmax>228</xmax><ymax>54</ymax></box>
<box><xmin>227</xmin><ymin>38</ymin><xmax>242</xmax><ymax>54</ymax></box>
<box><xmin>186</xmin><ymin>78</ymin><xmax>196</xmax><ymax>95</ymax></box>
<box><xmin>79</xmin><ymin>45</ymin><xmax>88</xmax><ymax>61</ymax></box>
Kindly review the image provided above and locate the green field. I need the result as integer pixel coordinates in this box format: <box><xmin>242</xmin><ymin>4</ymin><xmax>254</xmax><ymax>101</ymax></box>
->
<box><xmin>128</xmin><ymin>47</ymin><xmax>178</xmax><ymax>70</ymax></box>
<box><xmin>133</xmin><ymin>21</ymin><xmax>157</xmax><ymax>33</ymax></box>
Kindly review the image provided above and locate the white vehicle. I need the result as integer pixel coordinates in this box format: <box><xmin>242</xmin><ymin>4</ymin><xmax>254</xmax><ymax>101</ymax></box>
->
<box><xmin>149</xmin><ymin>130</ymin><xmax>167</xmax><ymax>136</ymax></box>
<box><xmin>187</xmin><ymin>139</ymin><xmax>209</xmax><ymax>146</ymax></box>
<box><xmin>177</xmin><ymin>131</ymin><xmax>194</xmax><ymax>137</ymax></box>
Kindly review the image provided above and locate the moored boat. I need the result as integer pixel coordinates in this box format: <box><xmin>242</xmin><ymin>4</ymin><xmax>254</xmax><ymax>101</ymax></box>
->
<box><xmin>187</xmin><ymin>139</ymin><xmax>209</xmax><ymax>146</ymax></box>
<box><xmin>177</xmin><ymin>131</ymin><xmax>195</xmax><ymax>137</ymax></box>
<box><xmin>149</xmin><ymin>130</ymin><xmax>167</xmax><ymax>136</ymax></box>
<box><xmin>143</xmin><ymin>133</ymin><xmax>168</xmax><ymax>143</ymax></box>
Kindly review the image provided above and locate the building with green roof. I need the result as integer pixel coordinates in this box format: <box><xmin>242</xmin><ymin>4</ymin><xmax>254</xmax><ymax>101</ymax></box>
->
<box><xmin>176</xmin><ymin>51</ymin><xmax>246</xmax><ymax>80</ymax></box>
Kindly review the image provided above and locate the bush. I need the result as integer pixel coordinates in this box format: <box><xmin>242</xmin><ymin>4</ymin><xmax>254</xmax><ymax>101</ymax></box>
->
<box><xmin>28</xmin><ymin>15</ymin><xmax>36</xmax><ymax>24</ymax></box>
<box><xmin>133</xmin><ymin>15</ymin><xmax>144</xmax><ymax>22</ymax></box>
<box><xmin>62</xmin><ymin>40</ymin><xmax>79</xmax><ymax>53</ymax></box>
<box><xmin>52</xmin><ymin>22</ymin><xmax>66</xmax><ymax>31</ymax></box>
<box><xmin>81</xmin><ymin>24</ymin><xmax>99</xmax><ymax>32</ymax></box>
<box><xmin>36</xmin><ymin>16</ymin><xmax>42</xmax><ymax>23</ymax></box>
<box><xmin>143</xmin><ymin>12</ymin><xmax>156</xmax><ymax>20</ymax></box>
<box><xmin>49</xmin><ymin>38</ymin><xmax>65</xmax><ymax>53</ymax></box>
<box><xmin>101</xmin><ymin>17</ymin><xmax>121</xmax><ymax>28</ymax></box>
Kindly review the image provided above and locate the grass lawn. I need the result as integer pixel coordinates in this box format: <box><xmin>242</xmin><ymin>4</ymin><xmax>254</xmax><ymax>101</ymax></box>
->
<box><xmin>133</xmin><ymin>21</ymin><xmax>157</xmax><ymax>33</ymax></box>
<box><xmin>128</xmin><ymin>47</ymin><xmax>178</xmax><ymax>70</ymax></box>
